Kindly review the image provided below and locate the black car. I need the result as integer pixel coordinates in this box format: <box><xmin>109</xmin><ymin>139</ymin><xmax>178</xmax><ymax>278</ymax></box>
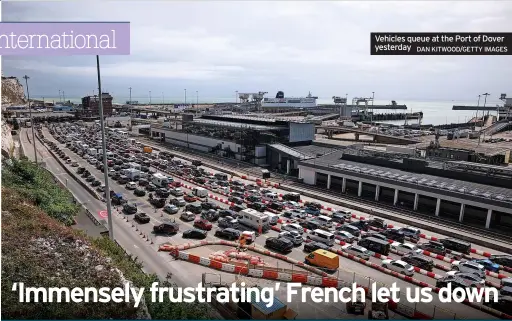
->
<box><xmin>215</xmin><ymin>228</ymin><xmax>240</xmax><ymax>240</ymax></box>
<box><xmin>248</xmin><ymin>202</ymin><xmax>267</xmax><ymax>212</ymax></box>
<box><xmin>134</xmin><ymin>213</ymin><xmax>150</xmax><ymax>224</ymax></box>
<box><xmin>123</xmin><ymin>203</ymin><xmax>137</xmax><ymax>214</ymax></box>
<box><xmin>303</xmin><ymin>241</ymin><xmax>331</xmax><ymax>253</ymax></box>
<box><xmin>266</xmin><ymin>237</ymin><xmax>294</xmax><ymax>253</ymax></box>
<box><xmin>301</xmin><ymin>219</ymin><xmax>321</xmax><ymax>231</ymax></box>
<box><xmin>228</xmin><ymin>196</ymin><xmax>243</xmax><ymax>205</ymax></box>
<box><xmin>490</xmin><ymin>255</ymin><xmax>512</xmax><ymax>268</ymax></box>
<box><xmin>367</xmin><ymin>218</ymin><xmax>388</xmax><ymax>230</ymax></box>
<box><xmin>349</xmin><ymin>220</ymin><xmax>369</xmax><ymax>232</ymax></box>
<box><xmin>268</xmin><ymin>201</ymin><xmax>284</xmax><ymax>212</ymax></box>
<box><xmin>418</xmin><ymin>241</ymin><xmax>446</xmax><ymax>256</ymax></box>
<box><xmin>153</xmin><ymin>220</ymin><xmax>180</xmax><ymax>234</ymax></box>
<box><xmin>246</xmin><ymin>195</ymin><xmax>261</xmax><ymax>203</ymax></box>
<box><xmin>436</xmin><ymin>276</ymin><xmax>479</xmax><ymax>289</ymax></box>
<box><xmin>185</xmin><ymin>204</ymin><xmax>202</xmax><ymax>214</ymax></box>
<box><xmin>138</xmin><ymin>178</ymin><xmax>149</xmax><ymax>187</ymax></box>
<box><xmin>91</xmin><ymin>179</ymin><xmax>101</xmax><ymax>187</ymax></box>
<box><xmin>218</xmin><ymin>209</ymin><xmax>237</xmax><ymax>218</ymax></box>
<box><xmin>149</xmin><ymin>198</ymin><xmax>166</xmax><ymax>208</ymax></box>
<box><xmin>183</xmin><ymin>229</ymin><xmax>207</xmax><ymax>239</ymax></box>
<box><xmin>402</xmin><ymin>253</ymin><xmax>434</xmax><ymax>271</ymax></box>
<box><xmin>382</xmin><ymin>228</ymin><xmax>405</xmax><ymax>243</ymax></box>
<box><xmin>117</xmin><ymin>175</ymin><xmax>129</xmax><ymax>184</ymax></box>
<box><xmin>218</xmin><ymin>217</ymin><xmax>237</xmax><ymax>229</ymax></box>
<box><xmin>440</xmin><ymin>238</ymin><xmax>472</xmax><ymax>255</ymax></box>
<box><xmin>229</xmin><ymin>204</ymin><xmax>246</xmax><ymax>212</ymax></box>
<box><xmin>156</xmin><ymin>188</ymin><xmax>170</xmax><ymax>198</ymax></box>
<box><xmin>331</xmin><ymin>212</ymin><xmax>348</xmax><ymax>224</ymax></box>
<box><xmin>134</xmin><ymin>188</ymin><xmax>146</xmax><ymax>197</ymax></box>
<box><xmin>201</xmin><ymin>201</ymin><xmax>219</xmax><ymax>211</ymax></box>
<box><xmin>85</xmin><ymin>176</ymin><xmax>95</xmax><ymax>182</ymax></box>
<box><xmin>77</xmin><ymin>167</ymin><xmax>85</xmax><ymax>174</ymax></box>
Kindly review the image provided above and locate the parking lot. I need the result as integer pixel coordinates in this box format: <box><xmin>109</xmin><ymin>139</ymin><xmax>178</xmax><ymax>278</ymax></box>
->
<box><xmin>37</xmin><ymin>122</ymin><xmax>512</xmax><ymax>319</ymax></box>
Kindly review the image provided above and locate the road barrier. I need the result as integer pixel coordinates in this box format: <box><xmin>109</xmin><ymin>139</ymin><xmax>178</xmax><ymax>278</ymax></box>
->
<box><xmin>159</xmin><ymin>240</ymin><xmax>498</xmax><ymax>319</ymax></box>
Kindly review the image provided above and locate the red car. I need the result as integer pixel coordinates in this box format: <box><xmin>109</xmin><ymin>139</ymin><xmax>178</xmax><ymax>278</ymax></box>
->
<box><xmin>194</xmin><ymin>219</ymin><xmax>212</xmax><ymax>231</ymax></box>
<box><xmin>184</xmin><ymin>194</ymin><xmax>197</xmax><ymax>202</ymax></box>
<box><xmin>170</xmin><ymin>181</ymin><xmax>182</xmax><ymax>187</ymax></box>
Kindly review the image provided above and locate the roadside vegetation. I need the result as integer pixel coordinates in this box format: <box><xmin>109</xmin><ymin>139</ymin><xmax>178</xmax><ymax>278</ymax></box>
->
<box><xmin>1</xmin><ymin>159</ymin><xmax>211</xmax><ymax>319</ymax></box>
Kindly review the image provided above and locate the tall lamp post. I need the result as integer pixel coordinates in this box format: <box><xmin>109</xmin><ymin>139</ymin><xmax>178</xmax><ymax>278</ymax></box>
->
<box><xmin>371</xmin><ymin>91</ymin><xmax>375</xmax><ymax>123</ymax></box>
<box><xmin>196</xmin><ymin>90</ymin><xmax>198</xmax><ymax>105</ymax></box>
<box><xmin>96</xmin><ymin>55</ymin><xmax>114</xmax><ymax>240</ymax></box>
<box><xmin>149</xmin><ymin>91</ymin><xmax>152</xmax><ymax>105</ymax></box>
<box><xmin>184</xmin><ymin>89</ymin><xmax>187</xmax><ymax>105</ymax></box>
<box><xmin>23</xmin><ymin>75</ymin><xmax>37</xmax><ymax>164</ymax></box>
<box><xmin>59</xmin><ymin>89</ymin><xmax>61</xmax><ymax>102</ymax></box>
<box><xmin>129</xmin><ymin>87</ymin><xmax>132</xmax><ymax>104</ymax></box>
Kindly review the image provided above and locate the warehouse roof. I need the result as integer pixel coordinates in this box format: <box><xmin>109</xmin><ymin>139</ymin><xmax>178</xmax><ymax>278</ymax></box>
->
<box><xmin>302</xmin><ymin>151</ymin><xmax>512</xmax><ymax>202</ymax></box>
<box><xmin>191</xmin><ymin>118</ymin><xmax>285</xmax><ymax>131</ymax></box>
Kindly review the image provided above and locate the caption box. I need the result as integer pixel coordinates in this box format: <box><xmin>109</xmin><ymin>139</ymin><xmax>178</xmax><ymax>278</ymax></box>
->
<box><xmin>370</xmin><ymin>32</ymin><xmax>511</xmax><ymax>55</ymax></box>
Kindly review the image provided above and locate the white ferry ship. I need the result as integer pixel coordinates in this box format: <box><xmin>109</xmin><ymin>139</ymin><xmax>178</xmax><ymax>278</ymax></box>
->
<box><xmin>261</xmin><ymin>91</ymin><xmax>318</xmax><ymax>108</ymax></box>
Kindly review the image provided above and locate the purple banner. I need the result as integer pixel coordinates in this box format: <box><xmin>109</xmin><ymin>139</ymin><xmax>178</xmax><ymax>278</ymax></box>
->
<box><xmin>0</xmin><ymin>22</ymin><xmax>130</xmax><ymax>55</ymax></box>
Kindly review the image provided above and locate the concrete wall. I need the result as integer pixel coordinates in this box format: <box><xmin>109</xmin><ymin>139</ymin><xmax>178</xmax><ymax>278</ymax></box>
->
<box><xmin>299</xmin><ymin>167</ymin><xmax>316</xmax><ymax>185</ymax></box>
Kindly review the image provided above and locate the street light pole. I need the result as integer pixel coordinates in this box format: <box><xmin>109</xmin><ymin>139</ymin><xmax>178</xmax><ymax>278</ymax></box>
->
<box><xmin>184</xmin><ymin>89</ymin><xmax>187</xmax><ymax>105</ymax></box>
<box><xmin>371</xmin><ymin>91</ymin><xmax>375</xmax><ymax>123</ymax></box>
<box><xmin>149</xmin><ymin>91</ymin><xmax>152</xmax><ymax>105</ymax></box>
<box><xmin>162</xmin><ymin>92</ymin><xmax>164</xmax><ymax>104</ymax></box>
<box><xmin>129</xmin><ymin>87</ymin><xmax>132</xmax><ymax>104</ymax></box>
<box><xmin>96</xmin><ymin>55</ymin><xmax>114</xmax><ymax>240</ymax></box>
<box><xmin>59</xmin><ymin>89</ymin><xmax>61</xmax><ymax>102</ymax></box>
<box><xmin>23</xmin><ymin>75</ymin><xmax>37</xmax><ymax>164</ymax></box>
<box><xmin>196</xmin><ymin>90</ymin><xmax>198</xmax><ymax>105</ymax></box>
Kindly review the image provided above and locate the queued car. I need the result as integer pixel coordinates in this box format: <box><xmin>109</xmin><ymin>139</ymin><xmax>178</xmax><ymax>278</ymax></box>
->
<box><xmin>214</xmin><ymin>228</ymin><xmax>240</xmax><ymax>241</ymax></box>
<box><xmin>153</xmin><ymin>219</ymin><xmax>179</xmax><ymax>234</ymax></box>
<box><xmin>381</xmin><ymin>259</ymin><xmax>415</xmax><ymax>276</ymax></box>
<box><xmin>149</xmin><ymin>197</ymin><xmax>166</xmax><ymax>208</ymax></box>
<box><xmin>390</xmin><ymin>242</ymin><xmax>423</xmax><ymax>255</ymax></box>
<box><xmin>334</xmin><ymin>230</ymin><xmax>356</xmax><ymax>243</ymax></box>
<box><xmin>490</xmin><ymin>255</ymin><xmax>512</xmax><ymax>268</ymax></box>
<box><xmin>184</xmin><ymin>193</ymin><xmax>198</xmax><ymax>202</ymax></box>
<box><xmin>470</xmin><ymin>259</ymin><xmax>500</xmax><ymax>273</ymax></box>
<box><xmin>123</xmin><ymin>203</ymin><xmax>137</xmax><ymax>214</ymax></box>
<box><xmin>134</xmin><ymin>213</ymin><xmax>150</xmax><ymax>224</ymax></box>
<box><xmin>451</xmin><ymin>261</ymin><xmax>486</xmax><ymax>279</ymax></box>
<box><xmin>278</xmin><ymin>231</ymin><xmax>303</xmax><ymax>246</ymax></box>
<box><xmin>163</xmin><ymin>204</ymin><xmax>179</xmax><ymax>214</ymax></box>
<box><xmin>134</xmin><ymin>187</ymin><xmax>146</xmax><ymax>197</ymax></box>
<box><xmin>180</xmin><ymin>211</ymin><xmax>196</xmax><ymax>222</ymax></box>
<box><xmin>445</xmin><ymin>271</ymin><xmax>485</xmax><ymax>285</ymax></box>
<box><xmin>170</xmin><ymin>197</ymin><xmax>187</xmax><ymax>207</ymax></box>
<box><xmin>436</xmin><ymin>276</ymin><xmax>481</xmax><ymax>289</ymax></box>
<box><xmin>337</xmin><ymin>224</ymin><xmax>361</xmax><ymax>237</ymax></box>
<box><xmin>265</xmin><ymin>237</ymin><xmax>293</xmax><ymax>253</ymax></box>
<box><xmin>303</xmin><ymin>241</ymin><xmax>331</xmax><ymax>253</ymax></box>
<box><xmin>194</xmin><ymin>219</ymin><xmax>213</xmax><ymax>231</ymax></box>
<box><xmin>342</xmin><ymin>244</ymin><xmax>371</xmax><ymax>260</ymax></box>
<box><xmin>401</xmin><ymin>253</ymin><xmax>434</xmax><ymax>272</ymax></box>
<box><xmin>417</xmin><ymin>241</ymin><xmax>447</xmax><ymax>256</ymax></box>
<box><xmin>182</xmin><ymin>229</ymin><xmax>207</xmax><ymax>240</ymax></box>
<box><xmin>281</xmin><ymin>223</ymin><xmax>304</xmax><ymax>235</ymax></box>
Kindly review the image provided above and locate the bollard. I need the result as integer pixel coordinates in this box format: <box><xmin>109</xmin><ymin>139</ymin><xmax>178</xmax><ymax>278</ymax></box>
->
<box><xmin>151</xmin><ymin>239</ymin><xmax>154</xmax><ymax>244</ymax></box>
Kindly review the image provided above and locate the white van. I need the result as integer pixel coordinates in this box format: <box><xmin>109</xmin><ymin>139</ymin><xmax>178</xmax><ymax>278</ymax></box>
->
<box><xmin>262</xmin><ymin>192</ymin><xmax>278</xmax><ymax>202</ymax></box>
<box><xmin>193</xmin><ymin>187</ymin><xmax>208</xmax><ymax>198</ymax></box>
<box><xmin>307</xmin><ymin>229</ymin><xmax>335</xmax><ymax>246</ymax></box>
<box><xmin>264</xmin><ymin>211</ymin><xmax>279</xmax><ymax>226</ymax></box>
<box><xmin>317</xmin><ymin>215</ymin><xmax>333</xmax><ymax>228</ymax></box>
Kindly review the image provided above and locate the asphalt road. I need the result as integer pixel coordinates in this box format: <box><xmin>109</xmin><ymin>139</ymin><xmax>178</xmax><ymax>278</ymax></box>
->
<box><xmin>31</xmin><ymin>127</ymin><xmax>386</xmax><ymax>319</ymax></box>
<box><xmin>34</xmin><ymin>127</ymin><xmax>500</xmax><ymax>319</ymax></box>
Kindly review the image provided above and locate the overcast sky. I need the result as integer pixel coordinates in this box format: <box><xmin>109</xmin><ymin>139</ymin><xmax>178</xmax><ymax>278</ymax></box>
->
<box><xmin>2</xmin><ymin>1</ymin><xmax>511</xmax><ymax>103</ymax></box>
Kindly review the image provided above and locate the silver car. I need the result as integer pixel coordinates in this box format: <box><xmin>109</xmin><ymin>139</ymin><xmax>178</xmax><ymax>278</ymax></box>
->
<box><xmin>279</xmin><ymin>231</ymin><xmax>303</xmax><ymax>246</ymax></box>
<box><xmin>382</xmin><ymin>259</ymin><xmax>415</xmax><ymax>276</ymax></box>
<box><xmin>342</xmin><ymin>244</ymin><xmax>371</xmax><ymax>260</ymax></box>
<box><xmin>451</xmin><ymin>261</ymin><xmax>486</xmax><ymax>279</ymax></box>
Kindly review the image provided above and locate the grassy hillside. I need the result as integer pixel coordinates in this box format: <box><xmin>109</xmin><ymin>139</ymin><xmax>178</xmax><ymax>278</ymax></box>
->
<box><xmin>1</xmin><ymin>159</ymin><xmax>211</xmax><ymax>319</ymax></box>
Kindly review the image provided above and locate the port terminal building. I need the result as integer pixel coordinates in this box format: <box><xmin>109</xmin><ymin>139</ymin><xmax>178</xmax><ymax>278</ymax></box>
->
<box><xmin>298</xmin><ymin>147</ymin><xmax>512</xmax><ymax>233</ymax></box>
<box><xmin>149</xmin><ymin>114</ymin><xmax>315</xmax><ymax>168</ymax></box>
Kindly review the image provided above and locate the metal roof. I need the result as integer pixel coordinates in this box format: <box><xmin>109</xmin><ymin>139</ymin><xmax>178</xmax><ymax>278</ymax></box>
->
<box><xmin>191</xmin><ymin>118</ymin><xmax>284</xmax><ymax>131</ymax></box>
<box><xmin>249</xmin><ymin>288</ymin><xmax>286</xmax><ymax>315</ymax></box>
<box><xmin>303</xmin><ymin>152</ymin><xmax>512</xmax><ymax>203</ymax></box>
<box><xmin>269</xmin><ymin>143</ymin><xmax>316</xmax><ymax>160</ymax></box>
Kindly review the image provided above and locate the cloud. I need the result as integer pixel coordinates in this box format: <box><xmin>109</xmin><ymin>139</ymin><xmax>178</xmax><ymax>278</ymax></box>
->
<box><xmin>2</xmin><ymin>1</ymin><xmax>511</xmax><ymax>100</ymax></box>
